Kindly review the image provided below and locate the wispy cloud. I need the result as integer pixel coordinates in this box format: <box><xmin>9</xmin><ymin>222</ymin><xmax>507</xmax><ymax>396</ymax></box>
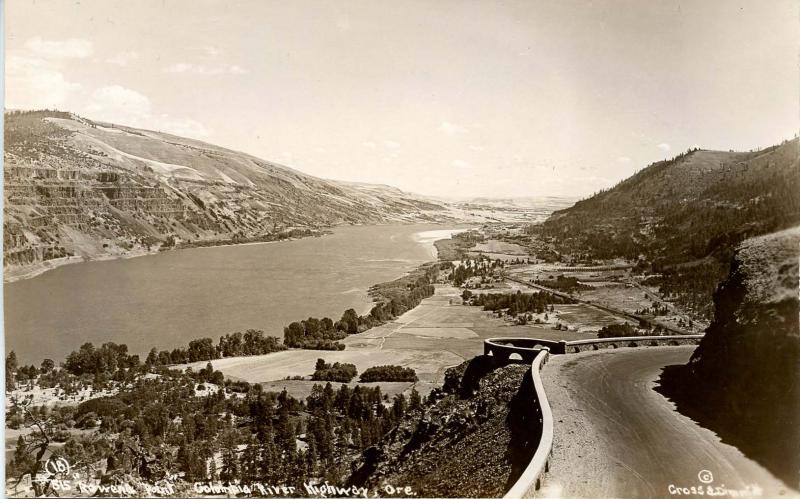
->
<box><xmin>617</xmin><ymin>156</ymin><xmax>632</xmax><ymax>163</ymax></box>
<box><xmin>25</xmin><ymin>36</ymin><xmax>93</xmax><ymax>59</ymax></box>
<box><xmin>85</xmin><ymin>85</ymin><xmax>209</xmax><ymax>139</ymax></box>
<box><xmin>657</xmin><ymin>143</ymin><xmax>671</xmax><ymax>153</ymax></box>
<box><xmin>163</xmin><ymin>63</ymin><xmax>247</xmax><ymax>75</ymax></box>
<box><xmin>469</xmin><ymin>145</ymin><xmax>485</xmax><ymax>151</ymax></box>
<box><xmin>382</xmin><ymin>140</ymin><xmax>400</xmax><ymax>149</ymax></box>
<box><xmin>106</xmin><ymin>51</ymin><xmax>139</xmax><ymax>66</ymax></box>
<box><xmin>438</xmin><ymin>121</ymin><xmax>468</xmax><ymax>136</ymax></box>
<box><xmin>452</xmin><ymin>159</ymin><xmax>471</xmax><ymax>169</ymax></box>
<box><xmin>6</xmin><ymin>55</ymin><xmax>82</xmax><ymax>109</ymax></box>
<box><xmin>362</xmin><ymin>141</ymin><xmax>377</xmax><ymax>149</ymax></box>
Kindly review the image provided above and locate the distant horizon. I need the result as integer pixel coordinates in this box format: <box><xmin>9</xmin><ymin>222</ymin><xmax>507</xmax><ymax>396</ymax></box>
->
<box><xmin>7</xmin><ymin>0</ymin><xmax>796</xmax><ymax>199</ymax></box>
<box><xmin>6</xmin><ymin>106</ymin><xmax>795</xmax><ymax>203</ymax></box>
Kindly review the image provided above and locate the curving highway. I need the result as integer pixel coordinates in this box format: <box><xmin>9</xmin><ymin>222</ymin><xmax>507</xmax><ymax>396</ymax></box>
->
<box><xmin>539</xmin><ymin>346</ymin><xmax>791</xmax><ymax>497</ymax></box>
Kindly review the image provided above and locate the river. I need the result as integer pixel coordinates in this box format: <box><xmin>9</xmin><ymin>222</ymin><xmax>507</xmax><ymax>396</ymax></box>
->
<box><xmin>4</xmin><ymin>224</ymin><xmax>469</xmax><ymax>363</ymax></box>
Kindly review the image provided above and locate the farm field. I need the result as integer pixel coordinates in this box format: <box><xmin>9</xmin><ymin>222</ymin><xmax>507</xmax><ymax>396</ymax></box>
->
<box><xmin>468</xmin><ymin>280</ymin><xmax>531</xmax><ymax>294</ymax></box>
<box><xmin>553</xmin><ymin>303</ymin><xmax>631</xmax><ymax>332</ymax></box>
<box><xmin>182</xmin><ymin>285</ymin><xmax>585</xmax><ymax>398</ymax></box>
<box><xmin>508</xmin><ymin>264</ymin><xmax>630</xmax><ymax>282</ymax></box>
<box><xmin>467</xmin><ymin>239</ymin><xmax>530</xmax><ymax>260</ymax></box>
<box><xmin>578</xmin><ymin>283</ymin><xmax>654</xmax><ymax>314</ymax></box>
<box><xmin>576</xmin><ymin>284</ymin><xmax>705</xmax><ymax>333</ymax></box>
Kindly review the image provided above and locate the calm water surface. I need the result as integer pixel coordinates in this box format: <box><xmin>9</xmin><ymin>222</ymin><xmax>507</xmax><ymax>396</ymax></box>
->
<box><xmin>5</xmin><ymin>224</ymin><xmax>468</xmax><ymax>363</ymax></box>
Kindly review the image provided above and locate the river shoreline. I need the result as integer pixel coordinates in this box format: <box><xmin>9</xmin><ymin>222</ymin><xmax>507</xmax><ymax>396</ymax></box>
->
<box><xmin>2</xmin><ymin>232</ymin><xmax>327</xmax><ymax>284</ymax></box>
<box><xmin>5</xmin><ymin>224</ymin><xmax>469</xmax><ymax>364</ymax></box>
<box><xmin>2</xmin><ymin>224</ymin><xmax>471</xmax><ymax>284</ymax></box>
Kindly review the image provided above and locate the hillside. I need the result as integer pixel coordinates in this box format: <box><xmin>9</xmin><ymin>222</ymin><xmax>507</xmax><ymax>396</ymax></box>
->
<box><xmin>348</xmin><ymin>358</ymin><xmax>537</xmax><ymax>497</ymax></box>
<box><xmin>538</xmin><ymin>140</ymin><xmax>800</xmax><ymax>317</ymax></box>
<box><xmin>657</xmin><ymin>227</ymin><xmax>800</xmax><ymax>489</ymax></box>
<box><xmin>3</xmin><ymin>110</ymin><xmax>479</xmax><ymax>280</ymax></box>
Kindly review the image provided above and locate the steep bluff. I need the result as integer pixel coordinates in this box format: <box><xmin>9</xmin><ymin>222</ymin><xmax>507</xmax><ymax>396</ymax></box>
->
<box><xmin>4</xmin><ymin>110</ymin><xmax>475</xmax><ymax>279</ymax></box>
<box><xmin>658</xmin><ymin>226</ymin><xmax>800</xmax><ymax>489</ymax></box>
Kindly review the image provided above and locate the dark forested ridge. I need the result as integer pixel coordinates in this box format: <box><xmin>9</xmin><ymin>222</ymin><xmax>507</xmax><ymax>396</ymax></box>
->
<box><xmin>536</xmin><ymin>139</ymin><xmax>800</xmax><ymax>318</ymax></box>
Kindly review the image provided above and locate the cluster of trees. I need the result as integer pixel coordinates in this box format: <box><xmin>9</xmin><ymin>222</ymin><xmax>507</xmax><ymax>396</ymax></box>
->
<box><xmin>144</xmin><ymin>329</ymin><xmax>286</xmax><ymax>366</ymax></box>
<box><xmin>218</xmin><ymin>330</ymin><xmax>285</xmax><ymax>358</ymax></box>
<box><xmin>450</xmin><ymin>257</ymin><xmax>501</xmax><ymax>287</ymax></box>
<box><xmin>367</xmin><ymin>263</ymin><xmax>439</xmax><ymax>320</ymax></box>
<box><xmin>283</xmin><ymin>317</ymin><xmax>348</xmax><ymax>350</ymax></box>
<box><xmin>311</xmin><ymin>359</ymin><xmax>357</xmax><ymax>383</ymax></box>
<box><xmin>64</xmin><ymin>342</ymin><xmax>141</xmax><ymax>376</ymax></box>
<box><xmin>285</xmin><ymin>264</ymin><xmax>441</xmax><ymax>350</ymax></box>
<box><xmin>534</xmin><ymin>275</ymin><xmax>592</xmax><ymax>293</ymax></box>
<box><xmin>635</xmin><ymin>301</ymin><xmax>671</xmax><ymax>317</ymax></box>
<box><xmin>7</xmin><ymin>361</ymin><xmax>425</xmax><ymax>494</ymax></box>
<box><xmin>359</xmin><ymin>365</ymin><xmax>418</xmax><ymax>383</ymax></box>
<box><xmin>646</xmin><ymin>262</ymin><xmax>725</xmax><ymax>319</ymax></box>
<box><xmin>433</xmin><ymin>231</ymin><xmax>485</xmax><ymax>260</ymax></box>
<box><xmin>597</xmin><ymin>323</ymin><xmax>641</xmax><ymax>338</ymax></box>
<box><xmin>470</xmin><ymin>291</ymin><xmax>571</xmax><ymax>317</ymax></box>
<box><xmin>5</xmin><ymin>352</ymin><xmax>57</xmax><ymax>391</ymax></box>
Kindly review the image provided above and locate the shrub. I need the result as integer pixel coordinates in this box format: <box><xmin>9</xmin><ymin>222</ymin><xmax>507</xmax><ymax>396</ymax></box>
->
<box><xmin>312</xmin><ymin>360</ymin><xmax>357</xmax><ymax>383</ymax></box>
<box><xmin>359</xmin><ymin>365</ymin><xmax>418</xmax><ymax>382</ymax></box>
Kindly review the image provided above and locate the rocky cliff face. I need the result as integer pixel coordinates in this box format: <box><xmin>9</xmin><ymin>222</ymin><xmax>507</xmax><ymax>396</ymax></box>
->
<box><xmin>348</xmin><ymin>357</ymin><xmax>538</xmax><ymax>497</ymax></box>
<box><xmin>658</xmin><ymin>226</ymin><xmax>800</xmax><ymax>488</ymax></box>
<box><xmin>3</xmin><ymin>111</ymin><xmax>479</xmax><ymax>279</ymax></box>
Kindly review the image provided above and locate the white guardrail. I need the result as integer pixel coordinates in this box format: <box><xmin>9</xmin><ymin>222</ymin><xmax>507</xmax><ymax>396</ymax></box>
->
<box><xmin>503</xmin><ymin>348</ymin><xmax>553</xmax><ymax>499</ymax></box>
<box><xmin>495</xmin><ymin>335</ymin><xmax>704</xmax><ymax>497</ymax></box>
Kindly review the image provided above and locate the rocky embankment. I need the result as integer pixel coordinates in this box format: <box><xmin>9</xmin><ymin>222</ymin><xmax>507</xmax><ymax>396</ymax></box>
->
<box><xmin>348</xmin><ymin>357</ymin><xmax>538</xmax><ymax>497</ymax></box>
<box><xmin>658</xmin><ymin>226</ymin><xmax>800</xmax><ymax>489</ymax></box>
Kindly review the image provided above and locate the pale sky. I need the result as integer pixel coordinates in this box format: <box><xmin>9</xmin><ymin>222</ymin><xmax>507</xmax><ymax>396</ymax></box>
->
<box><xmin>5</xmin><ymin>0</ymin><xmax>798</xmax><ymax>198</ymax></box>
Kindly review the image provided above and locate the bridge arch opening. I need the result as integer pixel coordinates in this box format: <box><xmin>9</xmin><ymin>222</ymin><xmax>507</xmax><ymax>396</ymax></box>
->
<box><xmin>508</xmin><ymin>352</ymin><xmax>523</xmax><ymax>361</ymax></box>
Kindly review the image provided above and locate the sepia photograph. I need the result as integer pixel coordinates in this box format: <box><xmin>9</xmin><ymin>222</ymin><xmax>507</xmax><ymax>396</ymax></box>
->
<box><xmin>2</xmin><ymin>1</ymin><xmax>798</xmax><ymax>497</ymax></box>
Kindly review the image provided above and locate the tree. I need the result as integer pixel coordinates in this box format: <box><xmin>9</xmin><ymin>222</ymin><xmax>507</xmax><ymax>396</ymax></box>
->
<box><xmin>338</xmin><ymin>309</ymin><xmax>359</xmax><ymax>334</ymax></box>
<box><xmin>219</xmin><ymin>431</ymin><xmax>239</xmax><ymax>481</ymax></box>
<box><xmin>7</xmin><ymin>351</ymin><xmax>18</xmax><ymax>371</ymax></box>
<box><xmin>145</xmin><ymin>348</ymin><xmax>158</xmax><ymax>366</ymax></box>
<box><xmin>40</xmin><ymin>359</ymin><xmax>55</xmax><ymax>373</ymax></box>
<box><xmin>409</xmin><ymin>387</ymin><xmax>422</xmax><ymax>411</ymax></box>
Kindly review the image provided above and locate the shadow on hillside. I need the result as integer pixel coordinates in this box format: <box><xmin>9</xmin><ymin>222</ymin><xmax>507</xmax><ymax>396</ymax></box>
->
<box><xmin>654</xmin><ymin>364</ymin><xmax>799</xmax><ymax>491</ymax></box>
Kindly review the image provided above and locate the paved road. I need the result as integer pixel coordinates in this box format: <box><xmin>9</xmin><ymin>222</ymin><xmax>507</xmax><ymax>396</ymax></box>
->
<box><xmin>540</xmin><ymin>347</ymin><xmax>792</xmax><ymax>497</ymax></box>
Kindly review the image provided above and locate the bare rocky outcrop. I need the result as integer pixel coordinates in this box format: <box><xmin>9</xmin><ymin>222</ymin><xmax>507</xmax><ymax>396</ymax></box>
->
<box><xmin>657</xmin><ymin>226</ymin><xmax>800</xmax><ymax>489</ymax></box>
